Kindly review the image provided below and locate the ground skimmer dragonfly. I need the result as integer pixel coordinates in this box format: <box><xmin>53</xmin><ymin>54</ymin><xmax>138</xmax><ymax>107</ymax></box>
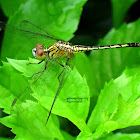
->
<box><xmin>1</xmin><ymin>20</ymin><xmax>140</xmax><ymax>124</ymax></box>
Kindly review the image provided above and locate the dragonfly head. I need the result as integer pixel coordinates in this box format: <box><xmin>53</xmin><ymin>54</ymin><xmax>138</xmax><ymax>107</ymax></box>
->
<box><xmin>32</xmin><ymin>43</ymin><xmax>46</xmax><ymax>60</ymax></box>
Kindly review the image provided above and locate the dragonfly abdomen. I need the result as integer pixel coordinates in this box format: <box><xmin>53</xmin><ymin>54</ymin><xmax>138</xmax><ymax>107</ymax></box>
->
<box><xmin>73</xmin><ymin>43</ymin><xmax>140</xmax><ymax>53</ymax></box>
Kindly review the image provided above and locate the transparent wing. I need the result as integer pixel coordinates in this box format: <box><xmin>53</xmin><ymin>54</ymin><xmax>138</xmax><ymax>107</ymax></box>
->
<box><xmin>20</xmin><ymin>21</ymin><xmax>62</xmax><ymax>41</ymax></box>
<box><xmin>10</xmin><ymin>56</ymin><xmax>74</xmax><ymax>124</ymax></box>
<box><xmin>19</xmin><ymin>20</ymin><xmax>61</xmax><ymax>47</ymax></box>
<box><xmin>10</xmin><ymin>58</ymin><xmax>64</xmax><ymax>117</ymax></box>
<box><xmin>10</xmin><ymin>60</ymin><xmax>47</xmax><ymax>115</ymax></box>
<box><xmin>0</xmin><ymin>20</ymin><xmax>63</xmax><ymax>48</ymax></box>
<box><xmin>46</xmin><ymin>55</ymin><xmax>74</xmax><ymax>124</ymax></box>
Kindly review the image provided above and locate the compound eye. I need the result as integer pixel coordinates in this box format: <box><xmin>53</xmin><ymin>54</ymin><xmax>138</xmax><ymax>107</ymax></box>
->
<box><xmin>36</xmin><ymin>48</ymin><xmax>44</xmax><ymax>56</ymax></box>
<box><xmin>32</xmin><ymin>48</ymin><xmax>37</xmax><ymax>57</ymax></box>
<box><xmin>36</xmin><ymin>43</ymin><xmax>43</xmax><ymax>49</ymax></box>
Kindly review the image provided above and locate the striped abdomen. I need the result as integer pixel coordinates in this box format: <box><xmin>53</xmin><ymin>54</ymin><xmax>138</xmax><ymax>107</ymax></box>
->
<box><xmin>73</xmin><ymin>43</ymin><xmax>140</xmax><ymax>53</ymax></box>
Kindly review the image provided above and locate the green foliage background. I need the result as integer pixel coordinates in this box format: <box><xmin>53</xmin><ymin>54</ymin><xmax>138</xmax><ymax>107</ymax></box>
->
<box><xmin>0</xmin><ymin>0</ymin><xmax>140</xmax><ymax>139</ymax></box>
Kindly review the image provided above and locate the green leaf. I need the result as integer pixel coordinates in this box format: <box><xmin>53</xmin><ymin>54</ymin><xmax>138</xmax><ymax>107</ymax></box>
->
<box><xmin>0</xmin><ymin>101</ymin><xmax>65</xmax><ymax>140</ymax></box>
<box><xmin>1</xmin><ymin>58</ymin><xmax>91</xmax><ymax>138</ymax></box>
<box><xmin>0</xmin><ymin>0</ymin><xmax>26</xmax><ymax>17</ymax></box>
<box><xmin>61</xmin><ymin>130</ymin><xmax>75</xmax><ymax>140</ymax></box>
<box><xmin>75</xmin><ymin>53</ymin><xmax>96</xmax><ymax>97</ymax></box>
<box><xmin>87</xmin><ymin>67</ymin><xmax>140</xmax><ymax>138</ymax></box>
<box><xmin>111</xmin><ymin>0</ymin><xmax>137</xmax><ymax>28</ymax></box>
<box><xmin>0</xmin><ymin>137</ymin><xmax>12</xmax><ymax>140</ymax></box>
<box><xmin>1</xmin><ymin>0</ymin><xmax>87</xmax><ymax>61</ymax></box>
<box><xmin>0</xmin><ymin>61</ymin><xmax>28</xmax><ymax>114</ymax></box>
<box><xmin>89</xmin><ymin>18</ymin><xmax>140</xmax><ymax>97</ymax></box>
<box><xmin>13</xmin><ymin>58</ymin><xmax>90</xmax><ymax>131</ymax></box>
<box><xmin>75</xmin><ymin>53</ymin><xmax>99</xmax><ymax>119</ymax></box>
<box><xmin>76</xmin><ymin>131</ymin><xmax>93</xmax><ymax>140</ymax></box>
<box><xmin>99</xmin><ymin>133</ymin><xmax>140</xmax><ymax>140</ymax></box>
<box><xmin>7</xmin><ymin>57</ymin><xmax>45</xmax><ymax>77</ymax></box>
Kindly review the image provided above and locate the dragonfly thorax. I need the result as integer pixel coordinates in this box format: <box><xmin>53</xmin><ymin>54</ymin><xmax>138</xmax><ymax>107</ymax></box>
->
<box><xmin>45</xmin><ymin>41</ymin><xmax>73</xmax><ymax>59</ymax></box>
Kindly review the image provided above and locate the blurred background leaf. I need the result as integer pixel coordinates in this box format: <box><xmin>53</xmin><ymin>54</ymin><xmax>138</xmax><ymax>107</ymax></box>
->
<box><xmin>111</xmin><ymin>0</ymin><xmax>137</xmax><ymax>28</ymax></box>
<box><xmin>0</xmin><ymin>0</ymin><xmax>27</xmax><ymax>17</ymax></box>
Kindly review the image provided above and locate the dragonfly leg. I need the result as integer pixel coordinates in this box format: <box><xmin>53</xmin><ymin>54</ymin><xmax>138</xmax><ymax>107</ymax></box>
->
<box><xmin>27</xmin><ymin>59</ymin><xmax>44</xmax><ymax>65</ymax></box>
<box><xmin>58</xmin><ymin>70</ymin><xmax>64</xmax><ymax>82</ymax></box>
<box><xmin>55</xmin><ymin>58</ymin><xmax>70</xmax><ymax>81</ymax></box>
<box><xmin>59</xmin><ymin>57</ymin><xmax>70</xmax><ymax>78</ymax></box>
<box><xmin>10</xmin><ymin>60</ymin><xmax>47</xmax><ymax>114</ymax></box>
<box><xmin>54</xmin><ymin>59</ymin><xmax>64</xmax><ymax>67</ymax></box>
<box><xmin>10</xmin><ymin>60</ymin><xmax>48</xmax><ymax>113</ymax></box>
<box><xmin>46</xmin><ymin>57</ymin><xmax>70</xmax><ymax>125</ymax></box>
<box><xmin>54</xmin><ymin>59</ymin><xmax>65</xmax><ymax>81</ymax></box>
<box><xmin>31</xmin><ymin>59</ymin><xmax>48</xmax><ymax>78</ymax></box>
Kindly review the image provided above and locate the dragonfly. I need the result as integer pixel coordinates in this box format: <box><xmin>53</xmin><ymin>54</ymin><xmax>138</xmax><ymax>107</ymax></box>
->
<box><xmin>1</xmin><ymin>20</ymin><xmax>140</xmax><ymax>124</ymax></box>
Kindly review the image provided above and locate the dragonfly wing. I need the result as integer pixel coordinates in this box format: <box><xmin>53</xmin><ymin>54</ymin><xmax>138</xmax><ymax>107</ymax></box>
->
<box><xmin>46</xmin><ymin>56</ymin><xmax>73</xmax><ymax>124</ymax></box>
<box><xmin>0</xmin><ymin>21</ymin><xmax>62</xmax><ymax>48</ymax></box>
<box><xmin>19</xmin><ymin>20</ymin><xmax>62</xmax><ymax>47</ymax></box>
<box><xmin>10</xmin><ymin>58</ymin><xmax>64</xmax><ymax>116</ymax></box>
<box><xmin>10</xmin><ymin>60</ymin><xmax>47</xmax><ymax>115</ymax></box>
<box><xmin>20</xmin><ymin>21</ymin><xmax>61</xmax><ymax>41</ymax></box>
